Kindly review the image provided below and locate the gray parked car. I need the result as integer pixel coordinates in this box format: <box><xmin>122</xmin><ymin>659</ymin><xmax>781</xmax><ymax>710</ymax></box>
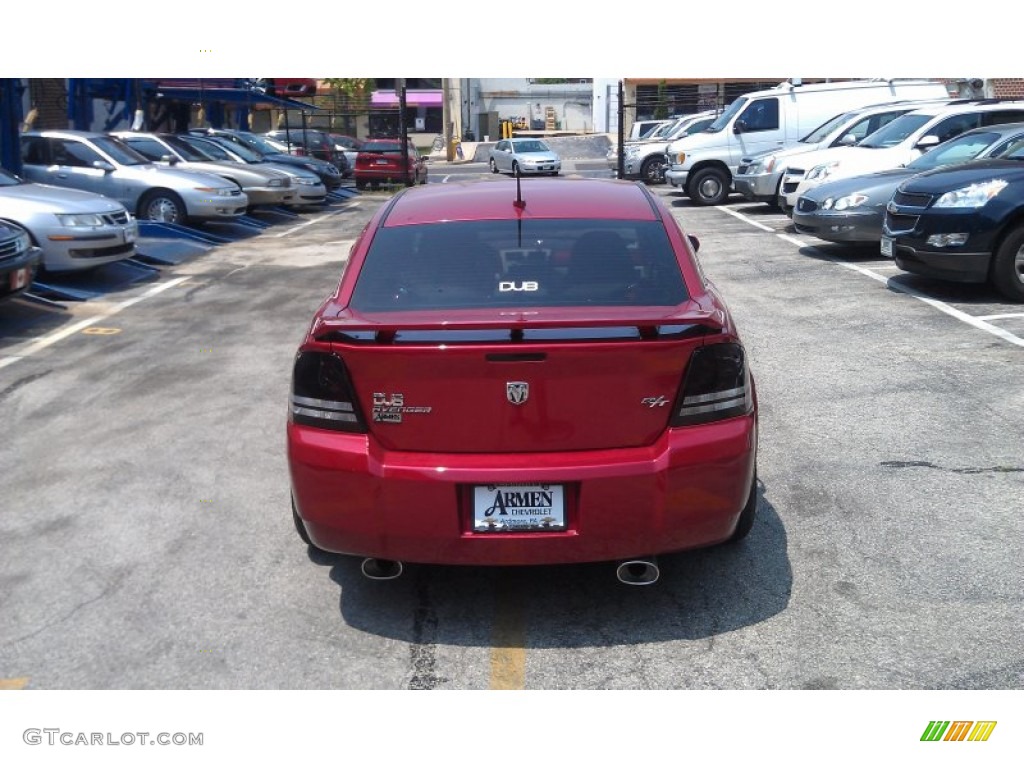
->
<box><xmin>0</xmin><ymin>167</ymin><xmax>137</xmax><ymax>272</ymax></box>
<box><xmin>174</xmin><ymin>134</ymin><xmax>328</xmax><ymax>206</ymax></box>
<box><xmin>488</xmin><ymin>138</ymin><xmax>561</xmax><ymax>176</ymax></box>
<box><xmin>20</xmin><ymin>130</ymin><xmax>249</xmax><ymax>224</ymax></box>
<box><xmin>111</xmin><ymin>132</ymin><xmax>295</xmax><ymax>208</ymax></box>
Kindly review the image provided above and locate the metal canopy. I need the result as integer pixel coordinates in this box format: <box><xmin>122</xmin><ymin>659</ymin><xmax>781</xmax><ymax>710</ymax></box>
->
<box><xmin>141</xmin><ymin>85</ymin><xmax>320</xmax><ymax>111</ymax></box>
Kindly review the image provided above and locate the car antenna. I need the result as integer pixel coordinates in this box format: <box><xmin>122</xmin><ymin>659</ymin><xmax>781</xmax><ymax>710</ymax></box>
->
<box><xmin>514</xmin><ymin>164</ymin><xmax>525</xmax><ymax>209</ymax></box>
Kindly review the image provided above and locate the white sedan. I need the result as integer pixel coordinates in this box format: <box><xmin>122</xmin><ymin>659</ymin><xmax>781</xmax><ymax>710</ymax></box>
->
<box><xmin>488</xmin><ymin>138</ymin><xmax>561</xmax><ymax>176</ymax></box>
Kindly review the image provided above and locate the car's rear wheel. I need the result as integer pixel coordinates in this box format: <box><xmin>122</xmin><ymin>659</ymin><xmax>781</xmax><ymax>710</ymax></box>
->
<box><xmin>139</xmin><ymin>190</ymin><xmax>186</xmax><ymax>223</ymax></box>
<box><xmin>489</xmin><ymin>158</ymin><xmax>499</xmax><ymax>174</ymax></box>
<box><xmin>355</xmin><ymin>179</ymin><xmax>367</xmax><ymax>190</ymax></box>
<box><xmin>991</xmin><ymin>225</ymin><xmax>1024</xmax><ymax>302</ymax></box>
<box><xmin>724</xmin><ymin>468</ymin><xmax>758</xmax><ymax>544</ymax></box>
<box><xmin>640</xmin><ymin>155</ymin><xmax>667</xmax><ymax>185</ymax></box>
<box><xmin>687</xmin><ymin>167</ymin><xmax>730</xmax><ymax>206</ymax></box>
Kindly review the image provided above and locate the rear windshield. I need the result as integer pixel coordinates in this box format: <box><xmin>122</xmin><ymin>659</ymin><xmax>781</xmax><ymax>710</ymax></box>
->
<box><xmin>350</xmin><ymin>219</ymin><xmax>689</xmax><ymax>311</ymax></box>
<box><xmin>361</xmin><ymin>141</ymin><xmax>404</xmax><ymax>152</ymax></box>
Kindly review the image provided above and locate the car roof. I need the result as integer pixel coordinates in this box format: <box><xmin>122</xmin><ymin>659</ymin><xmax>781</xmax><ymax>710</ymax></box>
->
<box><xmin>901</xmin><ymin>99</ymin><xmax>1024</xmax><ymax>119</ymax></box>
<box><xmin>381</xmin><ymin>179</ymin><xmax>660</xmax><ymax>227</ymax></box>
<box><xmin>22</xmin><ymin>129</ymin><xmax>108</xmax><ymax>139</ymax></box>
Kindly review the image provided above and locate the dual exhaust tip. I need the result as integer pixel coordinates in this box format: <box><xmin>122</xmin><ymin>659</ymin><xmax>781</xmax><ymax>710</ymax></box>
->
<box><xmin>360</xmin><ymin>556</ymin><xmax>660</xmax><ymax>585</ymax></box>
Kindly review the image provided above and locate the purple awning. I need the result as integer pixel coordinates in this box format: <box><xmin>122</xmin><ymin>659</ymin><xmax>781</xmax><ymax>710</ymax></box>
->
<box><xmin>371</xmin><ymin>90</ymin><xmax>443</xmax><ymax>107</ymax></box>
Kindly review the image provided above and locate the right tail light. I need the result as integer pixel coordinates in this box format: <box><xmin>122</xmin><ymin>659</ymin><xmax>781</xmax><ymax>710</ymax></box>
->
<box><xmin>671</xmin><ymin>342</ymin><xmax>753</xmax><ymax>427</ymax></box>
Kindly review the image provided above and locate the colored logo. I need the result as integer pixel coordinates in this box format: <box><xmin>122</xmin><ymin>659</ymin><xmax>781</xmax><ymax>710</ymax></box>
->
<box><xmin>921</xmin><ymin>721</ymin><xmax>997</xmax><ymax>742</ymax></box>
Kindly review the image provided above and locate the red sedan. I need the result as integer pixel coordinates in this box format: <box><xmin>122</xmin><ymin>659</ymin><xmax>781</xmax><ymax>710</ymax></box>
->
<box><xmin>354</xmin><ymin>138</ymin><xmax>427</xmax><ymax>189</ymax></box>
<box><xmin>287</xmin><ymin>178</ymin><xmax>758</xmax><ymax>584</ymax></box>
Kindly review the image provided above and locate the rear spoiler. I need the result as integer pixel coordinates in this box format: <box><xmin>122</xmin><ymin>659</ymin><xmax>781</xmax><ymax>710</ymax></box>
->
<box><xmin>313</xmin><ymin>311</ymin><xmax>726</xmax><ymax>344</ymax></box>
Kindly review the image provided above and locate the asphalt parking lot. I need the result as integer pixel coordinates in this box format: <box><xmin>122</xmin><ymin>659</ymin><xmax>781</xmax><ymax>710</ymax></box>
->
<box><xmin>1</xmin><ymin>174</ymin><xmax>1022</xmax><ymax>690</ymax></box>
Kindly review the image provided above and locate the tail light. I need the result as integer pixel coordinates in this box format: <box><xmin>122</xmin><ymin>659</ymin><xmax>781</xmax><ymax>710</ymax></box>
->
<box><xmin>290</xmin><ymin>350</ymin><xmax>366</xmax><ymax>432</ymax></box>
<box><xmin>671</xmin><ymin>343</ymin><xmax>752</xmax><ymax>427</ymax></box>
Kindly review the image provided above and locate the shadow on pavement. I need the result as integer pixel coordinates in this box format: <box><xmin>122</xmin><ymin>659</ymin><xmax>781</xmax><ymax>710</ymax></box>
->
<box><xmin>311</xmin><ymin>480</ymin><xmax>792</xmax><ymax>649</ymax></box>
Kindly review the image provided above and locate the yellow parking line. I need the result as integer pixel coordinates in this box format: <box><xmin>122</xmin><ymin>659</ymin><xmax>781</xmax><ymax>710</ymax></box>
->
<box><xmin>0</xmin><ymin>677</ymin><xmax>30</xmax><ymax>690</ymax></box>
<box><xmin>489</xmin><ymin>583</ymin><xmax>526</xmax><ymax>689</ymax></box>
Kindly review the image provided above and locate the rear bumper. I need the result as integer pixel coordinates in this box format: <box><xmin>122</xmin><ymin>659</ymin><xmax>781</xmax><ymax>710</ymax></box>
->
<box><xmin>0</xmin><ymin>245</ymin><xmax>42</xmax><ymax>300</ymax></box>
<box><xmin>288</xmin><ymin>415</ymin><xmax>757</xmax><ymax>566</ymax></box>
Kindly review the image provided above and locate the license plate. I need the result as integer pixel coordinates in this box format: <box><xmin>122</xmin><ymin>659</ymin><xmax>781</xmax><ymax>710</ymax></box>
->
<box><xmin>9</xmin><ymin>266</ymin><xmax>30</xmax><ymax>291</ymax></box>
<box><xmin>472</xmin><ymin>483</ymin><xmax>565</xmax><ymax>532</ymax></box>
<box><xmin>880</xmin><ymin>236</ymin><xmax>893</xmax><ymax>257</ymax></box>
<box><xmin>375</xmin><ymin>159</ymin><xmax>389</xmax><ymax>165</ymax></box>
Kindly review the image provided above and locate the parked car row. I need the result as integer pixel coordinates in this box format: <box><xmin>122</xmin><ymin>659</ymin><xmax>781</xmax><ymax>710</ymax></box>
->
<box><xmin>0</xmin><ymin>126</ymin><xmax>351</xmax><ymax>291</ymax></box>
<box><xmin>663</xmin><ymin>79</ymin><xmax>954</xmax><ymax>205</ymax></box>
<box><xmin>760</xmin><ymin>101</ymin><xmax>1024</xmax><ymax>301</ymax></box>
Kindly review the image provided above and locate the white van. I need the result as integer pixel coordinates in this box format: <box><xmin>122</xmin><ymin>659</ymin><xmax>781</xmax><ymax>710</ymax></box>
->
<box><xmin>663</xmin><ymin>79</ymin><xmax>952</xmax><ymax>205</ymax></box>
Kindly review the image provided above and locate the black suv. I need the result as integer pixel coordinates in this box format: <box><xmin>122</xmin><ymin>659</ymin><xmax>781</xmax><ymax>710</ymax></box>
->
<box><xmin>884</xmin><ymin>134</ymin><xmax>1024</xmax><ymax>301</ymax></box>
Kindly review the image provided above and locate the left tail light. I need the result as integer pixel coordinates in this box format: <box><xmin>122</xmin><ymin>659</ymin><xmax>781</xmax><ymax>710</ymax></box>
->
<box><xmin>670</xmin><ymin>342</ymin><xmax>753</xmax><ymax>427</ymax></box>
<box><xmin>290</xmin><ymin>350</ymin><xmax>366</xmax><ymax>432</ymax></box>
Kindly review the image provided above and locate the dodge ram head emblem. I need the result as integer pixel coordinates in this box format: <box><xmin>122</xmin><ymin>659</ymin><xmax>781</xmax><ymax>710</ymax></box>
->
<box><xmin>506</xmin><ymin>381</ymin><xmax>529</xmax><ymax>405</ymax></box>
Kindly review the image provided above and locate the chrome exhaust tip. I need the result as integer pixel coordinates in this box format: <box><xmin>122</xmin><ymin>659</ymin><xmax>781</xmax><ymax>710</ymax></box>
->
<box><xmin>615</xmin><ymin>557</ymin><xmax>660</xmax><ymax>586</ymax></box>
<box><xmin>360</xmin><ymin>558</ymin><xmax>404</xmax><ymax>580</ymax></box>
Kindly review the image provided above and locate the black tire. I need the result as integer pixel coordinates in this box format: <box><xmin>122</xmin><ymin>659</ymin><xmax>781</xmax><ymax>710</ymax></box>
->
<box><xmin>139</xmin><ymin>189</ymin><xmax>186</xmax><ymax>223</ymax></box>
<box><xmin>355</xmin><ymin>179</ymin><xmax>367</xmax><ymax>190</ymax></box>
<box><xmin>991</xmin><ymin>225</ymin><xmax>1024</xmax><ymax>302</ymax></box>
<box><xmin>550</xmin><ymin>170</ymin><xmax>559</xmax><ymax>177</ymax></box>
<box><xmin>489</xmin><ymin>158</ymin><xmax>499</xmax><ymax>174</ymax></box>
<box><xmin>687</xmin><ymin>167</ymin><xmax>730</xmax><ymax>206</ymax></box>
<box><xmin>292</xmin><ymin>497</ymin><xmax>326</xmax><ymax>554</ymax></box>
<box><xmin>724</xmin><ymin>469</ymin><xmax>758</xmax><ymax>544</ymax></box>
<box><xmin>640</xmin><ymin>155</ymin><xmax>667</xmax><ymax>185</ymax></box>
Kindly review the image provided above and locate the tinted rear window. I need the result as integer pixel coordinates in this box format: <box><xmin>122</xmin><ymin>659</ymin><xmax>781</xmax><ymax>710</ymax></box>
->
<box><xmin>351</xmin><ymin>219</ymin><xmax>689</xmax><ymax>311</ymax></box>
<box><xmin>362</xmin><ymin>141</ymin><xmax>403</xmax><ymax>152</ymax></box>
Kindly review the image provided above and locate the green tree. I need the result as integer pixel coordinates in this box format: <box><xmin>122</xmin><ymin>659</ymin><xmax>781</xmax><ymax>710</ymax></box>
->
<box><xmin>654</xmin><ymin>80</ymin><xmax>668</xmax><ymax>119</ymax></box>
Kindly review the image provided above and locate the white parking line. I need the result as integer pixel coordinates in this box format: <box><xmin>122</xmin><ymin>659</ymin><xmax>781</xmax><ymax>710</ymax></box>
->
<box><xmin>0</xmin><ymin>277</ymin><xmax>191</xmax><ymax>370</ymax></box>
<box><xmin>273</xmin><ymin>207</ymin><xmax>351</xmax><ymax>238</ymax></box>
<box><xmin>718</xmin><ymin>204</ymin><xmax>1024</xmax><ymax>348</ymax></box>
<box><xmin>719</xmin><ymin>205</ymin><xmax>776</xmax><ymax>232</ymax></box>
<box><xmin>977</xmin><ymin>312</ymin><xmax>1024</xmax><ymax>321</ymax></box>
<box><xmin>774</xmin><ymin>233</ymin><xmax>1024</xmax><ymax>349</ymax></box>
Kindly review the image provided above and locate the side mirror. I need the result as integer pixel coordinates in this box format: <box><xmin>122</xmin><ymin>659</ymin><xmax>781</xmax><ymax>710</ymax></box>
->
<box><xmin>915</xmin><ymin>135</ymin><xmax>941</xmax><ymax>150</ymax></box>
<box><xmin>161</xmin><ymin>154</ymin><xmax>179</xmax><ymax>165</ymax></box>
<box><xmin>687</xmin><ymin>234</ymin><xmax>701</xmax><ymax>253</ymax></box>
<box><xmin>838</xmin><ymin>134</ymin><xmax>858</xmax><ymax>146</ymax></box>
<box><xmin>733</xmin><ymin>120</ymin><xmax>746</xmax><ymax>134</ymax></box>
<box><xmin>92</xmin><ymin>160</ymin><xmax>115</xmax><ymax>172</ymax></box>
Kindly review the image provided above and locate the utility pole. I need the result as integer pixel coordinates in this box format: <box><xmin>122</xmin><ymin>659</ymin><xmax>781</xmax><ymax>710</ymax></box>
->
<box><xmin>617</xmin><ymin>80</ymin><xmax>625</xmax><ymax>179</ymax></box>
<box><xmin>442</xmin><ymin>78</ymin><xmax>452</xmax><ymax>161</ymax></box>
<box><xmin>397</xmin><ymin>78</ymin><xmax>410</xmax><ymax>186</ymax></box>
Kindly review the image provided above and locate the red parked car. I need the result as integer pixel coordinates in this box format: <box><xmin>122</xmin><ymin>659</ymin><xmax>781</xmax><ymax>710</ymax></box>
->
<box><xmin>287</xmin><ymin>178</ymin><xmax>758</xmax><ymax>584</ymax></box>
<box><xmin>354</xmin><ymin>138</ymin><xmax>427</xmax><ymax>189</ymax></box>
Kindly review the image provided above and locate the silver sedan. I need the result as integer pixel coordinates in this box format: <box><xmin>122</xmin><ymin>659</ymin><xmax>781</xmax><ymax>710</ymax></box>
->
<box><xmin>112</xmin><ymin>132</ymin><xmax>295</xmax><ymax>208</ymax></box>
<box><xmin>488</xmin><ymin>138</ymin><xmax>561</xmax><ymax>176</ymax></box>
<box><xmin>20</xmin><ymin>130</ymin><xmax>248</xmax><ymax>224</ymax></box>
<box><xmin>0</xmin><ymin>167</ymin><xmax>136</xmax><ymax>272</ymax></box>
